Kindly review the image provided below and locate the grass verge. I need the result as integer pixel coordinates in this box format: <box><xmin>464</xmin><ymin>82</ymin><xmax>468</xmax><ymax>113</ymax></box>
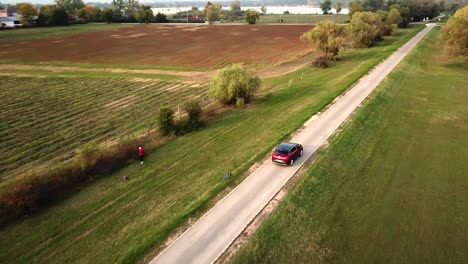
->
<box><xmin>230</xmin><ymin>28</ymin><xmax>468</xmax><ymax>264</ymax></box>
<box><xmin>0</xmin><ymin>25</ymin><xmax>424</xmax><ymax>263</ymax></box>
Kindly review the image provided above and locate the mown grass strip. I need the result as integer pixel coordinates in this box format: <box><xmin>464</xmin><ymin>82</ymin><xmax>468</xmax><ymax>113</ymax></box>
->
<box><xmin>230</xmin><ymin>28</ymin><xmax>468</xmax><ymax>264</ymax></box>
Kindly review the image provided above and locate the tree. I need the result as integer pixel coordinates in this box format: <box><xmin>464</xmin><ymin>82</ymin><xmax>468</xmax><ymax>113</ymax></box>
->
<box><xmin>349</xmin><ymin>0</ymin><xmax>363</xmax><ymax>17</ymax></box>
<box><xmin>389</xmin><ymin>4</ymin><xmax>410</xmax><ymax>27</ymax></box>
<box><xmin>183</xmin><ymin>100</ymin><xmax>203</xmax><ymax>129</ymax></box>
<box><xmin>260</xmin><ymin>4</ymin><xmax>267</xmax><ymax>15</ymax></box>
<box><xmin>124</xmin><ymin>0</ymin><xmax>139</xmax><ymax>20</ymax></box>
<box><xmin>320</xmin><ymin>0</ymin><xmax>332</xmax><ymax>14</ymax></box>
<box><xmin>347</xmin><ymin>11</ymin><xmax>382</xmax><ymax>47</ymax></box>
<box><xmin>386</xmin><ymin>8</ymin><xmax>402</xmax><ymax>27</ymax></box>
<box><xmin>209</xmin><ymin>64</ymin><xmax>261</xmax><ymax>105</ymax></box>
<box><xmin>301</xmin><ymin>20</ymin><xmax>346</xmax><ymax>60</ymax></box>
<box><xmin>157</xmin><ymin>107</ymin><xmax>175</xmax><ymax>135</ymax></box>
<box><xmin>134</xmin><ymin>5</ymin><xmax>153</xmax><ymax>24</ymax></box>
<box><xmin>245</xmin><ymin>10</ymin><xmax>259</xmax><ymax>24</ymax></box>
<box><xmin>154</xmin><ymin>12</ymin><xmax>167</xmax><ymax>23</ymax></box>
<box><xmin>361</xmin><ymin>0</ymin><xmax>385</xmax><ymax>12</ymax></box>
<box><xmin>55</xmin><ymin>0</ymin><xmax>84</xmax><ymax>15</ymax></box>
<box><xmin>204</xmin><ymin>2</ymin><xmax>221</xmax><ymax>23</ymax></box>
<box><xmin>336</xmin><ymin>1</ymin><xmax>343</xmax><ymax>14</ymax></box>
<box><xmin>17</xmin><ymin>3</ymin><xmax>37</xmax><ymax>26</ymax></box>
<box><xmin>230</xmin><ymin>0</ymin><xmax>240</xmax><ymax>13</ymax></box>
<box><xmin>112</xmin><ymin>0</ymin><xmax>125</xmax><ymax>12</ymax></box>
<box><xmin>102</xmin><ymin>8</ymin><xmax>114</xmax><ymax>23</ymax></box>
<box><xmin>77</xmin><ymin>7</ymin><xmax>88</xmax><ymax>22</ymax></box>
<box><xmin>441</xmin><ymin>6</ymin><xmax>468</xmax><ymax>60</ymax></box>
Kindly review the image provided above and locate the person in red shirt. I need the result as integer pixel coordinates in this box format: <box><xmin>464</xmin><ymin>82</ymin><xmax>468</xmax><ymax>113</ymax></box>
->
<box><xmin>138</xmin><ymin>147</ymin><xmax>145</xmax><ymax>164</ymax></box>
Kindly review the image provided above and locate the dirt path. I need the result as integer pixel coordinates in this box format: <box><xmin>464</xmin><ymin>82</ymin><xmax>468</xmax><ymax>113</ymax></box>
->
<box><xmin>0</xmin><ymin>64</ymin><xmax>205</xmax><ymax>77</ymax></box>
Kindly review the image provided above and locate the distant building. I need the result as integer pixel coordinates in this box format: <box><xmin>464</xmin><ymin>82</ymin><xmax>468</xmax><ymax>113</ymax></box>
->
<box><xmin>0</xmin><ymin>8</ymin><xmax>10</xmax><ymax>17</ymax></box>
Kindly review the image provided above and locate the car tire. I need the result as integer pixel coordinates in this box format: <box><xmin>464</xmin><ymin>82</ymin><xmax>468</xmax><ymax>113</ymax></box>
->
<box><xmin>300</xmin><ymin>150</ymin><xmax>303</xmax><ymax>157</ymax></box>
<box><xmin>289</xmin><ymin>159</ymin><xmax>294</xmax><ymax>166</ymax></box>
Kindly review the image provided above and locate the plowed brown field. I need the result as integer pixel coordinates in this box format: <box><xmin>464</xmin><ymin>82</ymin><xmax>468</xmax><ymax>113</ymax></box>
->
<box><xmin>0</xmin><ymin>25</ymin><xmax>314</xmax><ymax>69</ymax></box>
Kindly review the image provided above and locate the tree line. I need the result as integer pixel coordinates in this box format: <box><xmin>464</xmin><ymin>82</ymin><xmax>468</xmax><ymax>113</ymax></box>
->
<box><xmin>1</xmin><ymin>0</ymin><xmax>168</xmax><ymax>27</ymax></box>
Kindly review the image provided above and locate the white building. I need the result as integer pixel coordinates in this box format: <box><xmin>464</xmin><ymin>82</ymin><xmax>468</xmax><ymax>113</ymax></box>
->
<box><xmin>0</xmin><ymin>16</ymin><xmax>21</xmax><ymax>28</ymax></box>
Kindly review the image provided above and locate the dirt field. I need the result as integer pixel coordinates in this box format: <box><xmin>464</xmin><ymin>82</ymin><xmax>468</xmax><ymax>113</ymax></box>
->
<box><xmin>0</xmin><ymin>25</ymin><xmax>314</xmax><ymax>69</ymax></box>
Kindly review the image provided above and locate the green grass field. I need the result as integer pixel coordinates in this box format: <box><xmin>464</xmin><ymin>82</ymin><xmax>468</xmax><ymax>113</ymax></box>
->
<box><xmin>0</xmin><ymin>24</ymin><xmax>137</xmax><ymax>44</ymax></box>
<box><xmin>0</xmin><ymin>76</ymin><xmax>208</xmax><ymax>182</ymax></box>
<box><xmin>231</xmin><ymin>28</ymin><xmax>468</xmax><ymax>263</ymax></box>
<box><xmin>0</xmin><ymin>25</ymin><xmax>424</xmax><ymax>263</ymax></box>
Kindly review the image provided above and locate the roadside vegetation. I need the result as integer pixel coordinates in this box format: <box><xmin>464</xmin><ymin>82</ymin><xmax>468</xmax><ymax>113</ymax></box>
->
<box><xmin>230</xmin><ymin>27</ymin><xmax>467</xmax><ymax>264</ymax></box>
<box><xmin>440</xmin><ymin>6</ymin><xmax>468</xmax><ymax>63</ymax></box>
<box><xmin>0</xmin><ymin>25</ymin><xmax>423</xmax><ymax>263</ymax></box>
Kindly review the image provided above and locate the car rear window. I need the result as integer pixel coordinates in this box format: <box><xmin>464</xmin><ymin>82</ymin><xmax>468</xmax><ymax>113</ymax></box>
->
<box><xmin>274</xmin><ymin>148</ymin><xmax>289</xmax><ymax>155</ymax></box>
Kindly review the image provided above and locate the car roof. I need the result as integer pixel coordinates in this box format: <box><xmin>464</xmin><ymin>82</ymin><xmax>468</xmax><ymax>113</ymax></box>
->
<box><xmin>277</xmin><ymin>142</ymin><xmax>297</xmax><ymax>151</ymax></box>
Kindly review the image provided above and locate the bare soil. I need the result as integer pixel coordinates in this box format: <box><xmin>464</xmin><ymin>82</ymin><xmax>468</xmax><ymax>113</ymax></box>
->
<box><xmin>0</xmin><ymin>25</ymin><xmax>314</xmax><ymax>69</ymax></box>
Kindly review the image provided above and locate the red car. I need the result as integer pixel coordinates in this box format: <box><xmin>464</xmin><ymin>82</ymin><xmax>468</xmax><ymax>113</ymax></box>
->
<box><xmin>272</xmin><ymin>142</ymin><xmax>303</xmax><ymax>166</ymax></box>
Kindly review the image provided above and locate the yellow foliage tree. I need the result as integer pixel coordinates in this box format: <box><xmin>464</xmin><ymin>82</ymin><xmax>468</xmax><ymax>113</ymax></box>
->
<box><xmin>441</xmin><ymin>6</ymin><xmax>468</xmax><ymax>59</ymax></box>
<box><xmin>18</xmin><ymin>3</ymin><xmax>38</xmax><ymax>26</ymax></box>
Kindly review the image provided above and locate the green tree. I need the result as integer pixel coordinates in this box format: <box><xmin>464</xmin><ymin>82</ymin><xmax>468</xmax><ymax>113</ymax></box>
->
<box><xmin>441</xmin><ymin>6</ymin><xmax>468</xmax><ymax>60</ymax></box>
<box><xmin>55</xmin><ymin>0</ymin><xmax>84</xmax><ymax>15</ymax></box>
<box><xmin>204</xmin><ymin>2</ymin><xmax>221</xmax><ymax>23</ymax></box>
<box><xmin>260</xmin><ymin>4</ymin><xmax>267</xmax><ymax>15</ymax></box>
<box><xmin>336</xmin><ymin>1</ymin><xmax>343</xmax><ymax>14</ymax></box>
<box><xmin>386</xmin><ymin>8</ymin><xmax>402</xmax><ymax>27</ymax></box>
<box><xmin>134</xmin><ymin>5</ymin><xmax>152</xmax><ymax>23</ymax></box>
<box><xmin>301</xmin><ymin>20</ymin><xmax>346</xmax><ymax>60</ymax></box>
<box><xmin>157</xmin><ymin>107</ymin><xmax>175</xmax><ymax>135</ymax></box>
<box><xmin>183</xmin><ymin>100</ymin><xmax>203</xmax><ymax>129</ymax></box>
<box><xmin>245</xmin><ymin>9</ymin><xmax>259</xmax><ymax>24</ymax></box>
<box><xmin>362</xmin><ymin>0</ymin><xmax>384</xmax><ymax>12</ymax></box>
<box><xmin>389</xmin><ymin>4</ymin><xmax>410</xmax><ymax>27</ymax></box>
<box><xmin>124</xmin><ymin>0</ymin><xmax>139</xmax><ymax>20</ymax></box>
<box><xmin>112</xmin><ymin>0</ymin><xmax>125</xmax><ymax>12</ymax></box>
<box><xmin>347</xmin><ymin>11</ymin><xmax>382</xmax><ymax>47</ymax></box>
<box><xmin>209</xmin><ymin>64</ymin><xmax>261</xmax><ymax>105</ymax></box>
<box><xmin>154</xmin><ymin>12</ymin><xmax>167</xmax><ymax>23</ymax></box>
<box><xmin>77</xmin><ymin>7</ymin><xmax>88</xmax><ymax>21</ymax></box>
<box><xmin>17</xmin><ymin>3</ymin><xmax>37</xmax><ymax>26</ymax></box>
<box><xmin>102</xmin><ymin>8</ymin><xmax>114</xmax><ymax>23</ymax></box>
<box><xmin>320</xmin><ymin>0</ymin><xmax>332</xmax><ymax>14</ymax></box>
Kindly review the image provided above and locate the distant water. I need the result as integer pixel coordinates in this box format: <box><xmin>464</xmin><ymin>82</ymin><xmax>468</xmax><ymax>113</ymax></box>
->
<box><xmin>152</xmin><ymin>5</ymin><xmax>349</xmax><ymax>15</ymax></box>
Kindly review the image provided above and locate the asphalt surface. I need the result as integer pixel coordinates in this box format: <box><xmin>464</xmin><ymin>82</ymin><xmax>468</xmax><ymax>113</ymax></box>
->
<box><xmin>150</xmin><ymin>24</ymin><xmax>435</xmax><ymax>264</ymax></box>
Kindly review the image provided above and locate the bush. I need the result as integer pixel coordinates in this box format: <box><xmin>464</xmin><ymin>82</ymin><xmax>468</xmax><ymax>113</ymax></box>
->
<box><xmin>245</xmin><ymin>10</ymin><xmax>259</xmax><ymax>24</ymax></box>
<box><xmin>236</xmin><ymin>97</ymin><xmax>245</xmax><ymax>108</ymax></box>
<box><xmin>157</xmin><ymin>107</ymin><xmax>175</xmax><ymax>135</ymax></box>
<box><xmin>183</xmin><ymin>100</ymin><xmax>203</xmax><ymax>129</ymax></box>
<box><xmin>209</xmin><ymin>64</ymin><xmax>261</xmax><ymax>105</ymax></box>
<box><xmin>313</xmin><ymin>55</ymin><xmax>329</xmax><ymax>68</ymax></box>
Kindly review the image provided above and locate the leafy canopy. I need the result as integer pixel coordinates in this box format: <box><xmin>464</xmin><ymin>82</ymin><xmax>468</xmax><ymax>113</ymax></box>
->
<box><xmin>441</xmin><ymin>6</ymin><xmax>468</xmax><ymax>59</ymax></box>
<box><xmin>245</xmin><ymin>10</ymin><xmax>259</xmax><ymax>24</ymax></box>
<box><xmin>209</xmin><ymin>64</ymin><xmax>261</xmax><ymax>105</ymax></box>
<box><xmin>301</xmin><ymin>20</ymin><xmax>347</xmax><ymax>58</ymax></box>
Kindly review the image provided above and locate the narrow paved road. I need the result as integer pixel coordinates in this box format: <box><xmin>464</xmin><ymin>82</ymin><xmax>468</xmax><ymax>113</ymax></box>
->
<box><xmin>151</xmin><ymin>24</ymin><xmax>435</xmax><ymax>264</ymax></box>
